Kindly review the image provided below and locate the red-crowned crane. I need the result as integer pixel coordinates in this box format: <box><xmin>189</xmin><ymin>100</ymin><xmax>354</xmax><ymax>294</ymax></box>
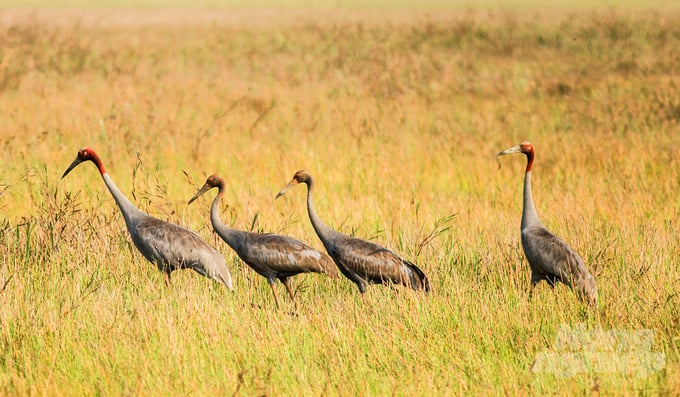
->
<box><xmin>62</xmin><ymin>148</ymin><xmax>233</xmax><ymax>290</ymax></box>
<box><xmin>497</xmin><ymin>141</ymin><xmax>597</xmax><ymax>306</ymax></box>
<box><xmin>188</xmin><ymin>174</ymin><xmax>338</xmax><ymax>309</ymax></box>
<box><xmin>276</xmin><ymin>170</ymin><xmax>430</xmax><ymax>295</ymax></box>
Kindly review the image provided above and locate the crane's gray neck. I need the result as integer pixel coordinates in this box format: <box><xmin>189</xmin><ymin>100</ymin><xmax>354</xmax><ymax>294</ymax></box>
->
<box><xmin>102</xmin><ymin>173</ymin><xmax>143</xmax><ymax>230</ymax></box>
<box><xmin>305</xmin><ymin>179</ymin><xmax>340</xmax><ymax>248</ymax></box>
<box><xmin>210</xmin><ymin>190</ymin><xmax>243</xmax><ymax>251</ymax></box>
<box><xmin>521</xmin><ymin>171</ymin><xmax>542</xmax><ymax>230</ymax></box>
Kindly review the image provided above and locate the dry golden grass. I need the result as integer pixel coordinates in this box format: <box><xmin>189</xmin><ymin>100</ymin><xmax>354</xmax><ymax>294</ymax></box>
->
<box><xmin>1</xmin><ymin>6</ymin><xmax>679</xmax><ymax>395</ymax></box>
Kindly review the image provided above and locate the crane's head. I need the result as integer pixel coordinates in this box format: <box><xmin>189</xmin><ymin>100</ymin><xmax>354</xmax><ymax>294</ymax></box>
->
<box><xmin>62</xmin><ymin>147</ymin><xmax>105</xmax><ymax>178</ymax></box>
<box><xmin>188</xmin><ymin>174</ymin><xmax>225</xmax><ymax>205</ymax></box>
<box><xmin>496</xmin><ymin>141</ymin><xmax>534</xmax><ymax>172</ymax></box>
<box><xmin>275</xmin><ymin>170</ymin><xmax>311</xmax><ymax>199</ymax></box>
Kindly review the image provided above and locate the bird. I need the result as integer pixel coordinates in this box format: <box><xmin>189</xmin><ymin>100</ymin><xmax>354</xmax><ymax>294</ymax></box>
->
<box><xmin>61</xmin><ymin>147</ymin><xmax>233</xmax><ymax>290</ymax></box>
<box><xmin>188</xmin><ymin>174</ymin><xmax>338</xmax><ymax>309</ymax></box>
<box><xmin>276</xmin><ymin>170</ymin><xmax>430</xmax><ymax>294</ymax></box>
<box><xmin>497</xmin><ymin>141</ymin><xmax>597</xmax><ymax>306</ymax></box>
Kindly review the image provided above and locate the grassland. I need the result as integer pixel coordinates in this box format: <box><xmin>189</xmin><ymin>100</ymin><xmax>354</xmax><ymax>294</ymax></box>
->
<box><xmin>1</xmin><ymin>5</ymin><xmax>679</xmax><ymax>395</ymax></box>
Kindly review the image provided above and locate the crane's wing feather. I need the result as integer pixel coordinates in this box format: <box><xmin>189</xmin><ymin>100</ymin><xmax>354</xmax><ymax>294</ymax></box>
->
<box><xmin>403</xmin><ymin>259</ymin><xmax>430</xmax><ymax>292</ymax></box>
<box><xmin>522</xmin><ymin>227</ymin><xmax>589</xmax><ymax>285</ymax></box>
<box><xmin>238</xmin><ymin>232</ymin><xmax>337</xmax><ymax>278</ymax></box>
<box><xmin>331</xmin><ymin>236</ymin><xmax>427</xmax><ymax>289</ymax></box>
<box><xmin>522</xmin><ymin>226</ymin><xmax>597</xmax><ymax>304</ymax></box>
<box><xmin>133</xmin><ymin>216</ymin><xmax>232</xmax><ymax>287</ymax></box>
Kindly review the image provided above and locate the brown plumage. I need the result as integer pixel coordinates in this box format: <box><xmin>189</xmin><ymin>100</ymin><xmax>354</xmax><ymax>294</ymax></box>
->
<box><xmin>188</xmin><ymin>174</ymin><xmax>337</xmax><ymax>309</ymax></box>
<box><xmin>276</xmin><ymin>170</ymin><xmax>430</xmax><ymax>294</ymax></box>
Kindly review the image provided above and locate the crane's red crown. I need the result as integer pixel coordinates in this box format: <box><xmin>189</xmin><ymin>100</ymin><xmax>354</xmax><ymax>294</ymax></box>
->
<box><xmin>496</xmin><ymin>141</ymin><xmax>535</xmax><ymax>172</ymax></box>
<box><xmin>519</xmin><ymin>141</ymin><xmax>533</xmax><ymax>154</ymax></box>
<box><xmin>79</xmin><ymin>147</ymin><xmax>105</xmax><ymax>174</ymax></box>
<box><xmin>62</xmin><ymin>147</ymin><xmax>105</xmax><ymax>178</ymax></box>
<box><xmin>78</xmin><ymin>147</ymin><xmax>96</xmax><ymax>160</ymax></box>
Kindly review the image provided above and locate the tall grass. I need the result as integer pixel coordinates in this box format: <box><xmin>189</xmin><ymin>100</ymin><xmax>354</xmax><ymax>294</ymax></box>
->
<box><xmin>1</xmin><ymin>8</ymin><xmax>679</xmax><ymax>395</ymax></box>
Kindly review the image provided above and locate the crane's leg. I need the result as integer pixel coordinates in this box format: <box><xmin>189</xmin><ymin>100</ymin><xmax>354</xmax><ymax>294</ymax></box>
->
<box><xmin>281</xmin><ymin>277</ymin><xmax>298</xmax><ymax>311</ymax></box>
<box><xmin>360</xmin><ymin>282</ymin><xmax>369</xmax><ymax>300</ymax></box>
<box><xmin>267</xmin><ymin>279</ymin><xmax>281</xmax><ymax>310</ymax></box>
<box><xmin>528</xmin><ymin>272</ymin><xmax>542</xmax><ymax>301</ymax></box>
<box><xmin>356</xmin><ymin>280</ymin><xmax>367</xmax><ymax>295</ymax></box>
<box><xmin>165</xmin><ymin>271</ymin><xmax>172</xmax><ymax>287</ymax></box>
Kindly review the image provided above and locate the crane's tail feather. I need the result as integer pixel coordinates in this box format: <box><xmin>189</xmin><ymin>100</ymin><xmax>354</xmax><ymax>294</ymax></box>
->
<box><xmin>203</xmin><ymin>265</ymin><xmax>234</xmax><ymax>291</ymax></box>
<box><xmin>405</xmin><ymin>260</ymin><xmax>430</xmax><ymax>293</ymax></box>
<box><xmin>320</xmin><ymin>260</ymin><xmax>340</xmax><ymax>279</ymax></box>
<box><xmin>575</xmin><ymin>272</ymin><xmax>597</xmax><ymax>307</ymax></box>
<box><xmin>215</xmin><ymin>272</ymin><xmax>234</xmax><ymax>291</ymax></box>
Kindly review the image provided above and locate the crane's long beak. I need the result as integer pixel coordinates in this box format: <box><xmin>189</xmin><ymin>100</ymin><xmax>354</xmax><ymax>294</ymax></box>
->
<box><xmin>188</xmin><ymin>183</ymin><xmax>212</xmax><ymax>205</ymax></box>
<box><xmin>61</xmin><ymin>157</ymin><xmax>83</xmax><ymax>179</ymax></box>
<box><xmin>275</xmin><ymin>179</ymin><xmax>298</xmax><ymax>199</ymax></box>
<box><xmin>496</xmin><ymin>145</ymin><xmax>521</xmax><ymax>157</ymax></box>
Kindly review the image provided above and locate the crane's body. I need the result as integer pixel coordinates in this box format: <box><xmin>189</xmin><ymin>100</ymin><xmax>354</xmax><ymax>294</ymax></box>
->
<box><xmin>62</xmin><ymin>148</ymin><xmax>233</xmax><ymax>290</ymax></box>
<box><xmin>189</xmin><ymin>175</ymin><xmax>337</xmax><ymax>309</ymax></box>
<box><xmin>276</xmin><ymin>170</ymin><xmax>430</xmax><ymax>294</ymax></box>
<box><xmin>497</xmin><ymin>142</ymin><xmax>597</xmax><ymax>305</ymax></box>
